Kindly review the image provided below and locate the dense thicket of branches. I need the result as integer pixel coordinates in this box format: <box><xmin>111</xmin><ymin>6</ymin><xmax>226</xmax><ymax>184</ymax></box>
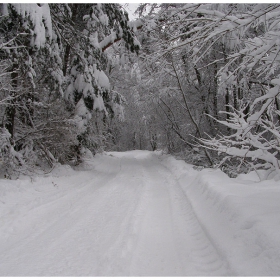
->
<box><xmin>112</xmin><ymin>3</ymin><xmax>280</xmax><ymax>177</ymax></box>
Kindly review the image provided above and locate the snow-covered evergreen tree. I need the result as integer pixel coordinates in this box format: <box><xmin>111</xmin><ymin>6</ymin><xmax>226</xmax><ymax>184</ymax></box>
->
<box><xmin>0</xmin><ymin>3</ymin><xmax>140</xmax><ymax>176</ymax></box>
<box><xmin>61</xmin><ymin>4</ymin><xmax>139</xmax><ymax>160</ymax></box>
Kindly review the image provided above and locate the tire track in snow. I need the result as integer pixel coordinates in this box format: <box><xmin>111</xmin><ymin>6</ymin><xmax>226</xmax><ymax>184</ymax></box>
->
<box><xmin>128</xmin><ymin>157</ymin><xmax>187</xmax><ymax>276</ymax></box>
<box><xmin>0</xmin><ymin>167</ymin><xmax>120</xmax><ymax>256</ymax></box>
<box><xmin>27</xmin><ymin>156</ymin><xmax>152</xmax><ymax>276</ymax></box>
<box><xmin>155</xmin><ymin>159</ymin><xmax>235</xmax><ymax>276</ymax></box>
<box><xmin>0</xmin><ymin>157</ymin><xmax>137</xmax><ymax>276</ymax></box>
<box><xmin>94</xmin><ymin>159</ymin><xmax>149</xmax><ymax>276</ymax></box>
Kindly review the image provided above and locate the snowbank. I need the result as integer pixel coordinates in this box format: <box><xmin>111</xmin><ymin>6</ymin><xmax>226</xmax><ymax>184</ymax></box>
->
<box><xmin>107</xmin><ymin>150</ymin><xmax>155</xmax><ymax>160</ymax></box>
<box><xmin>160</xmin><ymin>153</ymin><xmax>280</xmax><ymax>276</ymax></box>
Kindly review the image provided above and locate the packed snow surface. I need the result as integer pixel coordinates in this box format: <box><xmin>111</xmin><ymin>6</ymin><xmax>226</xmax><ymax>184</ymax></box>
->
<box><xmin>1</xmin><ymin>150</ymin><xmax>280</xmax><ymax>276</ymax></box>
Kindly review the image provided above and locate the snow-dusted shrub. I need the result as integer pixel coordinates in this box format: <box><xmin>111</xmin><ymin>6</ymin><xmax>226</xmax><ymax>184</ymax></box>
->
<box><xmin>0</xmin><ymin>128</ymin><xmax>32</xmax><ymax>178</ymax></box>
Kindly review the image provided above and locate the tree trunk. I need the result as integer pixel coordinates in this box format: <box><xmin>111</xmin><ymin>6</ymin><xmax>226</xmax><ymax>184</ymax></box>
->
<box><xmin>5</xmin><ymin>63</ymin><xmax>18</xmax><ymax>139</ymax></box>
<box><xmin>150</xmin><ymin>134</ymin><xmax>157</xmax><ymax>151</ymax></box>
<box><xmin>132</xmin><ymin>131</ymin><xmax>137</xmax><ymax>149</ymax></box>
<box><xmin>233</xmin><ymin>85</ymin><xmax>238</xmax><ymax>111</ymax></box>
<box><xmin>225</xmin><ymin>88</ymin><xmax>231</xmax><ymax>132</ymax></box>
<box><xmin>63</xmin><ymin>4</ymin><xmax>78</xmax><ymax>76</ymax></box>
<box><xmin>172</xmin><ymin>60</ymin><xmax>213</xmax><ymax>165</ymax></box>
<box><xmin>275</xmin><ymin>97</ymin><xmax>280</xmax><ymax>124</ymax></box>
<box><xmin>213</xmin><ymin>62</ymin><xmax>218</xmax><ymax>120</ymax></box>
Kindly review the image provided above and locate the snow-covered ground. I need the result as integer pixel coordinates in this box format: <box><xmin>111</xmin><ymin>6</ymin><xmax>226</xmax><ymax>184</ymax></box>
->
<box><xmin>0</xmin><ymin>150</ymin><xmax>280</xmax><ymax>276</ymax></box>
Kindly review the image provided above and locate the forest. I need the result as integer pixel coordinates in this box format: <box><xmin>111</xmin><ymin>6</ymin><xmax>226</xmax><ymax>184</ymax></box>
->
<box><xmin>1</xmin><ymin>3</ymin><xmax>280</xmax><ymax>179</ymax></box>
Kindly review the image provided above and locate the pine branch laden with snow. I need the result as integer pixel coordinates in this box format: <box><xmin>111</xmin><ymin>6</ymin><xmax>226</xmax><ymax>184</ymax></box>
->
<box><xmin>61</xmin><ymin>4</ymin><xmax>142</xmax><ymax>152</ymax></box>
<box><xmin>5</xmin><ymin>4</ymin><xmax>53</xmax><ymax>49</ymax></box>
<box><xmin>65</xmin><ymin>57</ymin><xmax>110</xmax><ymax>133</ymax></box>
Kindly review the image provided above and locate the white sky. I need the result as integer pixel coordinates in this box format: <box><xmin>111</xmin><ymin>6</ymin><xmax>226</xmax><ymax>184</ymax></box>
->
<box><xmin>125</xmin><ymin>3</ymin><xmax>140</xmax><ymax>20</ymax></box>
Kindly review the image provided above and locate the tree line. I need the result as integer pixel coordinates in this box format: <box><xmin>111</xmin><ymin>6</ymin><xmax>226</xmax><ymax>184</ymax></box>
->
<box><xmin>1</xmin><ymin>3</ymin><xmax>280</xmax><ymax>179</ymax></box>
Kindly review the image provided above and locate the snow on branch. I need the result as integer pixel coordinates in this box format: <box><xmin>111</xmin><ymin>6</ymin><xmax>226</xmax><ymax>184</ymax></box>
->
<box><xmin>100</xmin><ymin>19</ymin><xmax>143</xmax><ymax>52</ymax></box>
<box><xmin>201</xmin><ymin>103</ymin><xmax>280</xmax><ymax>174</ymax></box>
<box><xmin>10</xmin><ymin>4</ymin><xmax>53</xmax><ymax>48</ymax></box>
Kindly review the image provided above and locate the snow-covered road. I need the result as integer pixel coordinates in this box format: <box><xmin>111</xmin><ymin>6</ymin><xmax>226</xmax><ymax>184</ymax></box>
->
<box><xmin>1</xmin><ymin>150</ymin><xmax>280</xmax><ymax>276</ymax></box>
